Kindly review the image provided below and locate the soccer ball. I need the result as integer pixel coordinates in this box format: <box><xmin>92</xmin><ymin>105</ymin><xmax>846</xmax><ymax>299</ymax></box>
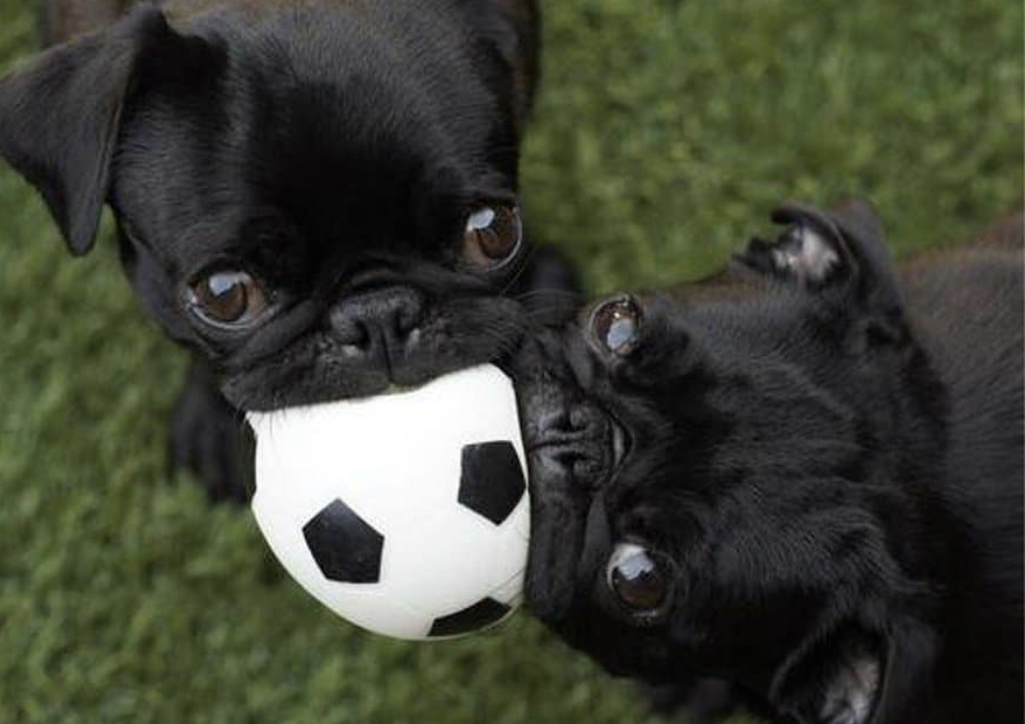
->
<box><xmin>247</xmin><ymin>365</ymin><xmax>530</xmax><ymax>640</ymax></box>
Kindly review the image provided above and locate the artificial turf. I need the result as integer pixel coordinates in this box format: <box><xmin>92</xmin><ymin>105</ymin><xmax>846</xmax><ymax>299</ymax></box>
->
<box><xmin>0</xmin><ymin>0</ymin><xmax>1020</xmax><ymax>722</ymax></box>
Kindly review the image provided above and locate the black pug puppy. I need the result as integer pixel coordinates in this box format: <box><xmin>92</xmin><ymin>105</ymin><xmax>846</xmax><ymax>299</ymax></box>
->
<box><xmin>516</xmin><ymin>200</ymin><xmax>1023</xmax><ymax>724</ymax></box>
<box><xmin>0</xmin><ymin>0</ymin><xmax>567</xmax><ymax>501</ymax></box>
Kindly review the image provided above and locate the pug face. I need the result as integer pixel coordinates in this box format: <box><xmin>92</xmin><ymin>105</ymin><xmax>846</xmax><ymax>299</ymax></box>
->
<box><xmin>517</xmin><ymin>201</ymin><xmax>950</xmax><ymax>723</ymax></box>
<box><xmin>0</xmin><ymin>0</ymin><xmax>541</xmax><ymax>411</ymax></box>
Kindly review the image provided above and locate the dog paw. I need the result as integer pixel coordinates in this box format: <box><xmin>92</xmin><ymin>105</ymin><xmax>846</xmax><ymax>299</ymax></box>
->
<box><xmin>169</xmin><ymin>363</ymin><xmax>253</xmax><ymax>504</ymax></box>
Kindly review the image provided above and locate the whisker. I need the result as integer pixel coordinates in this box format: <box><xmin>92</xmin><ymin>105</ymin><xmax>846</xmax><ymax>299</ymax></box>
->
<box><xmin>497</xmin><ymin>245</ymin><xmax>541</xmax><ymax>297</ymax></box>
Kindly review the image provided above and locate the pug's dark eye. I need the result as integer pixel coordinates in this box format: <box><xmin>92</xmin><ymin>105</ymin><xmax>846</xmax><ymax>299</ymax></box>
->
<box><xmin>592</xmin><ymin>296</ymin><xmax>642</xmax><ymax>355</ymax></box>
<box><xmin>186</xmin><ymin>269</ymin><xmax>269</xmax><ymax>327</ymax></box>
<box><xmin>463</xmin><ymin>204</ymin><xmax>523</xmax><ymax>269</ymax></box>
<box><xmin>607</xmin><ymin>542</ymin><xmax>671</xmax><ymax>615</ymax></box>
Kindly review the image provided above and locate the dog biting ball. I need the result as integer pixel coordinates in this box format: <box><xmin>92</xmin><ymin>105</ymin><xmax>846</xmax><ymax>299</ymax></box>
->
<box><xmin>247</xmin><ymin>365</ymin><xmax>530</xmax><ymax>640</ymax></box>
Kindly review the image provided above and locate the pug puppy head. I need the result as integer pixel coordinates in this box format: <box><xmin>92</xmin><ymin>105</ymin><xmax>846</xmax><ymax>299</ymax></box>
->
<box><xmin>518</xmin><ymin>201</ymin><xmax>946</xmax><ymax>724</ymax></box>
<box><xmin>0</xmin><ymin>0</ymin><xmax>540</xmax><ymax>409</ymax></box>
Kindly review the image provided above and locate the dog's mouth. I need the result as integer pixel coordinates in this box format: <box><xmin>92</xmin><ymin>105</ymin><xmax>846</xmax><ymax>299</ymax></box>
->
<box><xmin>520</xmin><ymin>393</ymin><xmax>631</xmax><ymax>491</ymax></box>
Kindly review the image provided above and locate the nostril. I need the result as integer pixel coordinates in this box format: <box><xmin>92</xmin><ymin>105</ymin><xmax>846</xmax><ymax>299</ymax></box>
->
<box><xmin>391</xmin><ymin>291</ymin><xmax>425</xmax><ymax>340</ymax></box>
<box><xmin>344</xmin><ymin>323</ymin><xmax>372</xmax><ymax>354</ymax></box>
<box><xmin>328</xmin><ymin>286</ymin><xmax>425</xmax><ymax>357</ymax></box>
<box><xmin>568</xmin><ymin>404</ymin><xmax>603</xmax><ymax>433</ymax></box>
<box><xmin>328</xmin><ymin>307</ymin><xmax>372</xmax><ymax>350</ymax></box>
<box><xmin>393</xmin><ymin>308</ymin><xmax>416</xmax><ymax>339</ymax></box>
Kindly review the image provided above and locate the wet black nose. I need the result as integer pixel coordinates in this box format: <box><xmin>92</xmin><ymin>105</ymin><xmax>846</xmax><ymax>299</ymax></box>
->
<box><xmin>328</xmin><ymin>286</ymin><xmax>425</xmax><ymax>363</ymax></box>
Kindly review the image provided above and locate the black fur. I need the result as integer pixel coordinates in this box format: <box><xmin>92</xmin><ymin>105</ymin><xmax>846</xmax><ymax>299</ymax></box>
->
<box><xmin>0</xmin><ymin>0</ymin><xmax>564</xmax><ymax>500</ymax></box>
<box><xmin>515</xmin><ymin>201</ymin><xmax>1023</xmax><ymax>724</ymax></box>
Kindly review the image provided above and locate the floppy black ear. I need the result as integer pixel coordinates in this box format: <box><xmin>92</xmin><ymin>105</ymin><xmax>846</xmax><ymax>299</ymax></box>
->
<box><xmin>771</xmin><ymin>628</ymin><xmax>883</xmax><ymax>724</ymax></box>
<box><xmin>457</xmin><ymin>0</ymin><xmax>540</xmax><ymax>133</ymax></box>
<box><xmin>769</xmin><ymin>619</ymin><xmax>939</xmax><ymax>724</ymax></box>
<box><xmin>868</xmin><ymin>617</ymin><xmax>940</xmax><ymax>724</ymax></box>
<box><xmin>740</xmin><ymin>200</ymin><xmax>899</xmax><ymax>297</ymax></box>
<box><xmin>736</xmin><ymin>199</ymin><xmax>905</xmax><ymax>343</ymax></box>
<box><xmin>0</xmin><ymin>3</ymin><xmax>166</xmax><ymax>255</ymax></box>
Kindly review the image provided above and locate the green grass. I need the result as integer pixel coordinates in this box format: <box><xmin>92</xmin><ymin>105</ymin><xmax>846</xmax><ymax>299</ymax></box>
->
<box><xmin>0</xmin><ymin>0</ymin><xmax>1020</xmax><ymax>721</ymax></box>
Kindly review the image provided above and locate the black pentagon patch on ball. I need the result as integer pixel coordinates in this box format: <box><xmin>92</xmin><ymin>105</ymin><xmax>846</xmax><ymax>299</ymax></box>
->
<box><xmin>427</xmin><ymin>597</ymin><xmax>511</xmax><ymax>637</ymax></box>
<box><xmin>302</xmin><ymin>498</ymin><xmax>384</xmax><ymax>584</ymax></box>
<box><xmin>458</xmin><ymin>441</ymin><xmax>525</xmax><ymax>525</ymax></box>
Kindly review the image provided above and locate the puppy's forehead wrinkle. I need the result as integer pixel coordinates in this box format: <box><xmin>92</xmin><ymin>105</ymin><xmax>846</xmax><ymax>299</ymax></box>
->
<box><xmin>698</xmin><ymin>495</ymin><xmax>895</xmax><ymax>606</ymax></box>
<box><xmin>679</xmin><ymin>295</ymin><xmax>824</xmax><ymax>369</ymax></box>
<box><xmin>718</xmin><ymin>358</ymin><xmax>854</xmax><ymax>419</ymax></box>
<box><xmin>231</xmin><ymin>6</ymin><xmax>493</xmax><ymax>157</ymax></box>
<box><xmin>118</xmin><ymin>4</ymin><xmax>516</xmax><ymax>267</ymax></box>
<box><xmin>661</xmin><ymin>359</ymin><xmax>864</xmax><ymax>480</ymax></box>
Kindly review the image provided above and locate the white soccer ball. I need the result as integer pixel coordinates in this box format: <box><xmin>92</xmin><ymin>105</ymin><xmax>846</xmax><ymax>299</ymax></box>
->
<box><xmin>247</xmin><ymin>364</ymin><xmax>530</xmax><ymax>640</ymax></box>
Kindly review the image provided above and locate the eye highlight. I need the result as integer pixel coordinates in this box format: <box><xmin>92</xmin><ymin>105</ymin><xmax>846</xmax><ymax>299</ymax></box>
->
<box><xmin>606</xmin><ymin>542</ymin><xmax>672</xmax><ymax>618</ymax></box>
<box><xmin>592</xmin><ymin>296</ymin><xmax>642</xmax><ymax>355</ymax></box>
<box><xmin>463</xmin><ymin>204</ymin><xmax>523</xmax><ymax>270</ymax></box>
<box><xmin>186</xmin><ymin>269</ymin><xmax>270</xmax><ymax>328</ymax></box>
